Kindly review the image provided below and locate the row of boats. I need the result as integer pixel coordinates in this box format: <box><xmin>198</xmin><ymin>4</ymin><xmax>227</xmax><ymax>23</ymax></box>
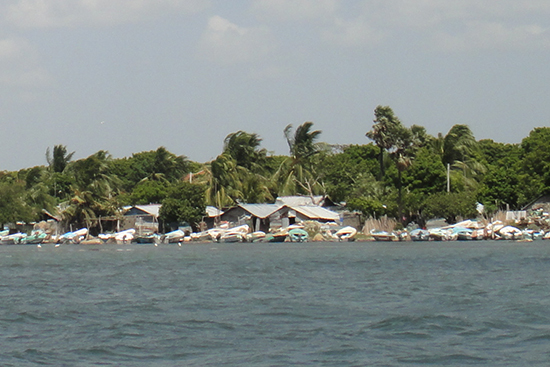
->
<box><xmin>370</xmin><ymin>220</ymin><xmax>550</xmax><ymax>242</ymax></box>
<box><xmin>0</xmin><ymin>224</ymin><xmax>359</xmax><ymax>245</ymax></box>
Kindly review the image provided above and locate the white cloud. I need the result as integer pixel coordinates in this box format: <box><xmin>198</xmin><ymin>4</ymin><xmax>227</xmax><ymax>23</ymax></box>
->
<box><xmin>322</xmin><ymin>17</ymin><xmax>384</xmax><ymax>47</ymax></box>
<box><xmin>2</xmin><ymin>0</ymin><xmax>209</xmax><ymax>28</ymax></box>
<box><xmin>434</xmin><ymin>21</ymin><xmax>550</xmax><ymax>52</ymax></box>
<box><xmin>198</xmin><ymin>16</ymin><xmax>275</xmax><ymax>65</ymax></box>
<box><xmin>0</xmin><ymin>37</ymin><xmax>52</xmax><ymax>86</ymax></box>
<box><xmin>251</xmin><ymin>0</ymin><xmax>339</xmax><ymax>22</ymax></box>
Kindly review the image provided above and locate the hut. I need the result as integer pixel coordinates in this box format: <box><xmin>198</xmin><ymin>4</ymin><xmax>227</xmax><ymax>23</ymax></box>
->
<box><xmin>122</xmin><ymin>204</ymin><xmax>161</xmax><ymax>234</ymax></box>
<box><xmin>221</xmin><ymin>204</ymin><xmax>283</xmax><ymax>232</ymax></box>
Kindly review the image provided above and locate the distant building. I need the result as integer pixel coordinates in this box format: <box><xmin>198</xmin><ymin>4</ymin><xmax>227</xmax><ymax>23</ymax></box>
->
<box><xmin>522</xmin><ymin>195</ymin><xmax>550</xmax><ymax>213</ymax></box>
<box><xmin>221</xmin><ymin>204</ymin><xmax>283</xmax><ymax>232</ymax></box>
<box><xmin>122</xmin><ymin>204</ymin><xmax>161</xmax><ymax>234</ymax></box>
<box><xmin>275</xmin><ymin>195</ymin><xmax>335</xmax><ymax>207</ymax></box>
<box><xmin>203</xmin><ymin>206</ymin><xmax>224</xmax><ymax>229</ymax></box>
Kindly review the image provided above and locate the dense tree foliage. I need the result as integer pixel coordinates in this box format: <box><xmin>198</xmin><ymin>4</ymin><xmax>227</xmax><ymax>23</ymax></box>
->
<box><xmin>158</xmin><ymin>182</ymin><xmax>206</xmax><ymax>231</ymax></box>
<box><xmin>1</xmin><ymin>110</ymin><xmax>549</xmax><ymax>231</ymax></box>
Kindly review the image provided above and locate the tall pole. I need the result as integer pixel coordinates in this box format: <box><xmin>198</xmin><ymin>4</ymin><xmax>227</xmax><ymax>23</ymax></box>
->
<box><xmin>447</xmin><ymin>163</ymin><xmax>450</xmax><ymax>193</ymax></box>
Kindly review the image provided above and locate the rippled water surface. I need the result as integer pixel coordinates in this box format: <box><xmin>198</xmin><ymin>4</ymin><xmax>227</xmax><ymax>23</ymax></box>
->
<box><xmin>1</xmin><ymin>241</ymin><xmax>550</xmax><ymax>366</ymax></box>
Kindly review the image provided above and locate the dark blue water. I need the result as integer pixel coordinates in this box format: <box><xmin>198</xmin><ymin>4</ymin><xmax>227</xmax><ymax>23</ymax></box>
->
<box><xmin>1</xmin><ymin>241</ymin><xmax>550</xmax><ymax>366</ymax></box>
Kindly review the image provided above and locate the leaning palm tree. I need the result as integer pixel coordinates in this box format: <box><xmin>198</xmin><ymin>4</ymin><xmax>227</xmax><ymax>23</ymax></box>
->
<box><xmin>193</xmin><ymin>154</ymin><xmax>244</xmax><ymax>209</ymax></box>
<box><xmin>223</xmin><ymin>131</ymin><xmax>267</xmax><ymax>173</ymax></box>
<box><xmin>435</xmin><ymin>124</ymin><xmax>485</xmax><ymax>191</ymax></box>
<box><xmin>275</xmin><ymin>122</ymin><xmax>324</xmax><ymax>196</ymax></box>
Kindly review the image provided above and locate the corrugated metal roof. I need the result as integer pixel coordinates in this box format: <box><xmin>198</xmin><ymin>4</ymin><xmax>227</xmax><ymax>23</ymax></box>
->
<box><xmin>205</xmin><ymin>206</ymin><xmax>224</xmax><ymax>217</ymax></box>
<box><xmin>276</xmin><ymin>196</ymin><xmax>325</xmax><ymax>207</ymax></box>
<box><xmin>238</xmin><ymin>204</ymin><xmax>283</xmax><ymax>219</ymax></box>
<box><xmin>290</xmin><ymin>206</ymin><xmax>340</xmax><ymax>221</ymax></box>
<box><xmin>132</xmin><ymin>204</ymin><xmax>161</xmax><ymax>218</ymax></box>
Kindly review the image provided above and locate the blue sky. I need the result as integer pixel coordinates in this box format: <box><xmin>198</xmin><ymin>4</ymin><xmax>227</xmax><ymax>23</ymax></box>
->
<box><xmin>1</xmin><ymin>0</ymin><xmax>549</xmax><ymax>170</ymax></box>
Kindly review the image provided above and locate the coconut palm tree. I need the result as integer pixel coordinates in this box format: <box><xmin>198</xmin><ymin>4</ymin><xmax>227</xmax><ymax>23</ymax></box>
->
<box><xmin>434</xmin><ymin>124</ymin><xmax>485</xmax><ymax>191</ymax></box>
<box><xmin>223</xmin><ymin>131</ymin><xmax>267</xmax><ymax>172</ymax></box>
<box><xmin>275</xmin><ymin>122</ymin><xmax>325</xmax><ymax>196</ymax></box>
<box><xmin>46</xmin><ymin>145</ymin><xmax>74</xmax><ymax>173</ymax></box>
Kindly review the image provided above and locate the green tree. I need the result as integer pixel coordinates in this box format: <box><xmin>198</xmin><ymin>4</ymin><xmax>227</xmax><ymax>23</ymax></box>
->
<box><xmin>366</xmin><ymin>106</ymin><xmax>404</xmax><ymax>180</ymax></box>
<box><xmin>222</xmin><ymin>131</ymin><xmax>273</xmax><ymax>203</ymax></box>
<box><xmin>0</xmin><ymin>181</ymin><xmax>35</xmax><ymax>225</ymax></box>
<box><xmin>434</xmin><ymin>124</ymin><xmax>484</xmax><ymax>191</ymax></box>
<box><xmin>423</xmin><ymin>191</ymin><xmax>478</xmax><ymax>224</ymax></box>
<box><xmin>159</xmin><ymin>182</ymin><xmax>206</xmax><ymax>231</ymax></box>
<box><xmin>46</xmin><ymin>145</ymin><xmax>74</xmax><ymax>173</ymax></box>
<box><xmin>520</xmin><ymin>127</ymin><xmax>550</xmax><ymax>192</ymax></box>
<box><xmin>223</xmin><ymin>131</ymin><xmax>267</xmax><ymax>172</ymax></box>
<box><xmin>130</xmin><ymin>180</ymin><xmax>170</xmax><ymax>205</ymax></box>
<box><xmin>276</xmin><ymin>122</ymin><xmax>324</xmax><ymax>196</ymax></box>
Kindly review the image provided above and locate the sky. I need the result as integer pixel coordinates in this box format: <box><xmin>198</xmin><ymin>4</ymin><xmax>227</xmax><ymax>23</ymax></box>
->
<box><xmin>1</xmin><ymin>0</ymin><xmax>549</xmax><ymax>171</ymax></box>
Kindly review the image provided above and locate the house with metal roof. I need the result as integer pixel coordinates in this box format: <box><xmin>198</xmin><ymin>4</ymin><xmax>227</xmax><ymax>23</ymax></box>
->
<box><xmin>122</xmin><ymin>204</ymin><xmax>161</xmax><ymax>234</ymax></box>
<box><xmin>221</xmin><ymin>204</ymin><xmax>283</xmax><ymax>232</ymax></box>
<box><xmin>275</xmin><ymin>195</ymin><xmax>335</xmax><ymax>207</ymax></box>
<box><xmin>284</xmin><ymin>206</ymin><xmax>340</xmax><ymax>224</ymax></box>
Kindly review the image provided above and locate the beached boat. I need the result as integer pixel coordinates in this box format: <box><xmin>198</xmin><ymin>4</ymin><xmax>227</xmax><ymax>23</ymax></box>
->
<box><xmin>219</xmin><ymin>224</ymin><xmax>250</xmax><ymax>243</ymax></box>
<box><xmin>334</xmin><ymin>226</ymin><xmax>357</xmax><ymax>241</ymax></box>
<box><xmin>454</xmin><ymin>227</ymin><xmax>474</xmax><ymax>241</ymax></box>
<box><xmin>246</xmin><ymin>231</ymin><xmax>266</xmax><ymax>242</ymax></box>
<box><xmin>289</xmin><ymin>228</ymin><xmax>308</xmax><ymax>242</ymax></box>
<box><xmin>134</xmin><ymin>233</ymin><xmax>161</xmax><ymax>244</ymax></box>
<box><xmin>265</xmin><ymin>230</ymin><xmax>288</xmax><ymax>242</ymax></box>
<box><xmin>370</xmin><ymin>229</ymin><xmax>397</xmax><ymax>241</ymax></box>
<box><xmin>58</xmin><ymin>228</ymin><xmax>88</xmax><ymax>244</ymax></box>
<box><xmin>409</xmin><ymin>229</ymin><xmax>430</xmax><ymax>241</ymax></box>
<box><xmin>115</xmin><ymin>229</ymin><xmax>135</xmax><ymax>244</ymax></box>
<box><xmin>0</xmin><ymin>232</ymin><xmax>26</xmax><ymax>245</ymax></box>
<box><xmin>21</xmin><ymin>230</ymin><xmax>47</xmax><ymax>245</ymax></box>
<box><xmin>497</xmin><ymin>226</ymin><xmax>523</xmax><ymax>240</ymax></box>
<box><xmin>428</xmin><ymin>228</ymin><xmax>448</xmax><ymax>241</ymax></box>
<box><xmin>162</xmin><ymin>229</ymin><xmax>185</xmax><ymax>243</ymax></box>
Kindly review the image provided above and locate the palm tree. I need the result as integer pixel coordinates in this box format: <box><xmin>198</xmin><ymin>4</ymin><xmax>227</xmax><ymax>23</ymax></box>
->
<box><xmin>275</xmin><ymin>122</ymin><xmax>324</xmax><ymax>196</ymax></box>
<box><xmin>198</xmin><ymin>154</ymin><xmax>244</xmax><ymax>209</ymax></box>
<box><xmin>434</xmin><ymin>124</ymin><xmax>485</xmax><ymax>191</ymax></box>
<box><xmin>46</xmin><ymin>145</ymin><xmax>74</xmax><ymax>173</ymax></box>
<box><xmin>221</xmin><ymin>131</ymin><xmax>273</xmax><ymax>203</ymax></box>
<box><xmin>223</xmin><ymin>131</ymin><xmax>267</xmax><ymax>172</ymax></box>
<box><xmin>366</xmin><ymin>106</ymin><xmax>404</xmax><ymax>181</ymax></box>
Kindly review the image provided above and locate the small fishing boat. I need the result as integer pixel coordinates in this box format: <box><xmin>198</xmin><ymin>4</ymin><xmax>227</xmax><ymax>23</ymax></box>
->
<box><xmin>409</xmin><ymin>229</ymin><xmax>430</xmax><ymax>241</ymax></box>
<box><xmin>134</xmin><ymin>233</ymin><xmax>161</xmax><ymax>244</ymax></box>
<box><xmin>265</xmin><ymin>230</ymin><xmax>288</xmax><ymax>242</ymax></box>
<box><xmin>289</xmin><ymin>228</ymin><xmax>308</xmax><ymax>242</ymax></box>
<box><xmin>246</xmin><ymin>231</ymin><xmax>266</xmax><ymax>242</ymax></box>
<box><xmin>162</xmin><ymin>229</ymin><xmax>185</xmax><ymax>243</ymax></box>
<box><xmin>334</xmin><ymin>226</ymin><xmax>357</xmax><ymax>241</ymax></box>
<box><xmin>21</xmin><ymin>230</ymin><xmax>48</xmax><ymax>245</ymax></box>
<box><xmin>370</xmin><ymin>229</ymin><xmax>397</xmax><ymax>241</ymax></box>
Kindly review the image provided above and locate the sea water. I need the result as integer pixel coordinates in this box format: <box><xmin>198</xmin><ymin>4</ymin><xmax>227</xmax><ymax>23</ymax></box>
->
<box><xmin>1</xmin><ymin>241</ymin><xmax>550</xmax><ymax>366</ymax></box>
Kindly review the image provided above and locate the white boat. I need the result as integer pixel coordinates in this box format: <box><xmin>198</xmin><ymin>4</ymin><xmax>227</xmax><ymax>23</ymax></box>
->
<box><xmin>335</xmin><ymin>226</ymin><xmax>357</xmax><ymax>241</ymax></box>
<box><xmin>428</xmin><ymin>228</ymin><xmax>449</xmax><ymax>241</ymax></box>
<box><xmin>497</xmin><ymin>226</ymin><xmax>523</xmax><ymax>240</ymax></box>
<box><xmin>58</xmin><ymin>228</ymin><xmax>88</xmax><ymax>244</ymax></box>
<box><xmin>219</xmin><ymin>225</ymin><xmax>250</xmax><ymax>243</ymax></box>
<box><xmin>162</xmin><ymin>229</ymin><xmax>185</xmax><ymax>243</ymax></box>
<box><xmin>1</xmin><ymin>232</ymin><xmax>27</xmax><ymax>245</ymax></box>
<box><xmin>114</xmin><ymin>229</ymin><xmax>136</xmax><ymax>244</ymax></box>
<box><xmin>246</xmin><ymin>231</ymin><xmax>266</xmax><ymax>242</ymax></box>
<box><xmin>370</xmin><ymin>229</ymin><xmax>397</xmax><ymax>241</ymax></box>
